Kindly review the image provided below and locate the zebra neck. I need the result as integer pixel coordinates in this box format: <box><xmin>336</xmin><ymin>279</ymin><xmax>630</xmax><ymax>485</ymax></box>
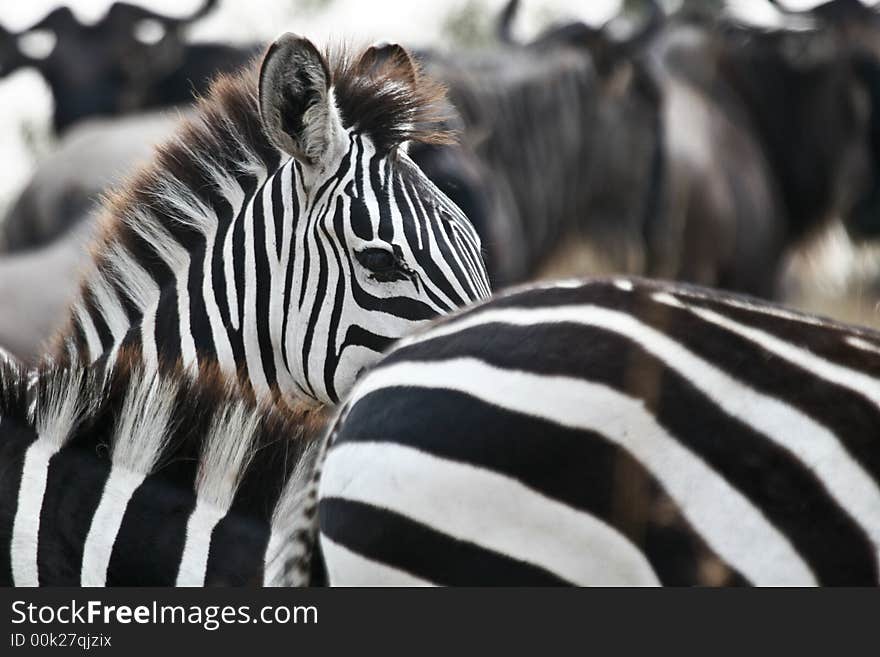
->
<box><xmin>60</xmin><ymin>156</ymin><xmax>315</xmax><ymax>405</ymax></box>
<box><xmin>194</xmin><ymin>157</ymin><xmax>308</xmax><ymax>402</ymax></box>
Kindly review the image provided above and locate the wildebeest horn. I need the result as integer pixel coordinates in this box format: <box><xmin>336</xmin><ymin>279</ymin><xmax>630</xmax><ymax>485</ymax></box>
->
<box><xmin>588</xmin><ymin>0</ymin><xmax>664</xmax><ymax>66</ymax></box>
<box><xmin>0</xmin><ymin>6</ymin><xmax>75</xmax><ymax>76</ymax></box>
<box><xmin>105</xmin><ymin>0</ymin><xmax>219</xmax><ymax>30</ymax></box>
<box><xmin>14</xmin><ymin>6</ymin><xmax>78</xmax><ymax>38</ymax></box>
<box><xmin>768</xmin><ymin>0</ymin><xmax>880</xmax><ymax>21</ymax></box>
<box><xmin>527</xmin><ymin>0</ymin><xmax>663</xmax><ymax>59</ymax></box>
<box><xmin>496</xmin><ymin>0</ymin><xmax>520</xmax><ymax>44</ymax></box>
<box><xmin>617</xmin><ymin>0</ymin><xmax>663</xmax><ymax>54</ymax></box>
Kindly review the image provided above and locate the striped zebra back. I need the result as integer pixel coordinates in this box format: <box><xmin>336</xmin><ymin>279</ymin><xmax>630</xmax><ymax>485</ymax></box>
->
<box><xmin>0</xmin><ymin>350</ymin><xmax>328</xmax><ymax>586</ymax></box>
<box><xmin>318</xmin><ymin>277</ymin><xmax>880</xmax><ymax>585</ymax></box>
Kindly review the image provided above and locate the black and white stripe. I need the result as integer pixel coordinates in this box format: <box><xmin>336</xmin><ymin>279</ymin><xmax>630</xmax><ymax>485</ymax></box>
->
<box><xmin>318</xmin><ymin>277</ymin><xmax>880</xmax><ymax>585</ymax></box>
<box><xmin>0</xmin><ymin>351</ymin><xmax>325</xmax><ymax>587</ymax></box>
<box><xmin>58</xmin><ymin>36</ymin><xmax>489</xmax><ymax>405</ymax></box>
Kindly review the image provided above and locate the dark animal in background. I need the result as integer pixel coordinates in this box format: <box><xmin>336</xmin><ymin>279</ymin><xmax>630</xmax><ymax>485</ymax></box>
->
<box><xmin>768</xmin><ymin>0</ymin><xmax>880</xmax><ymax>240</ymax></box>
<box><xmin>0</xmin><ymin>0</ymin><xmax>259</xmax><ymax>133</ymax></box>
<box><xmin>0</xmin><ymin>112</ymin><xmax>181</xmax><ymax>252</ymax></box>
<box><xmin>0</xmin><ymin>113</ymin><xmax>181</xmax><ymax>364</ymax></box>
<box><xmin>651</xmin><ymin>16</ymin><xmax>871</xmax><ymax>296</ymax></box>
<box><xmin>482</xmin><ymin>0</ymin><xmax>872</xmax><ymax>298</ymax></box>
<box><xmin>414</xmin><ymin>7</ymin><xmax>663</xmax><ymax>287</ymax></box>
<box><xmin>0</xmin><ymin>220</ymin><xmax>97</xmax><ymax>364</ymax></box>
<box><xmin>2</xmin><ymin>0</ymin><xmax>876</xmax><ymax>303</ymax></box>
<box><xmin>0</xmin><ymin>0</ymin><xmax>261</xmax><ymax>253</ymax></box>
<box><xmin>519</xmin><ymin>2</ymin><xmax>872</xmax><ymax>298</ymax></box>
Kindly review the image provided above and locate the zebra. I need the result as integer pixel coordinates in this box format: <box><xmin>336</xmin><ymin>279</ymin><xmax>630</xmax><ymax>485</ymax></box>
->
<box><xmin>318</xmin><ymin>276</ymin><xmax>880</xmax><ymax>585</ymax></box>
<box><xmin>52</xmin><ymin>33</ymin><xmax>490</xmax><ymax>406</ymax></box>
<box><xmin>0</xmin><ymin>347</ymin><xmax>326</xmax><ymax>586</ymax></box>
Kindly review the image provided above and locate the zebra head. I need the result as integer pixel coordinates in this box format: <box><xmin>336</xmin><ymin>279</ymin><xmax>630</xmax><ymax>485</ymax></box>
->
<box><xmin>257</xmin><ymin>35</ymin><xmax>491</xmax><ymax>404</ymax></box>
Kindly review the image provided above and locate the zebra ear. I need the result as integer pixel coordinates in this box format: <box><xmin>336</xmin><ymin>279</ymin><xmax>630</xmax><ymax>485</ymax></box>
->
<box><xmin>357</xmin><ymin>41</ymin><xmax>417</xmax><ymax>88</ymax></box>
<box><xmin>259</xmin><ymin>33</ymin><xmax>343</xmax><ymax>166</ymax></box>
<box><xmin>358</xmin><ymin>42</ymin><xmax>418</xmax><ymax>154</ymax></box>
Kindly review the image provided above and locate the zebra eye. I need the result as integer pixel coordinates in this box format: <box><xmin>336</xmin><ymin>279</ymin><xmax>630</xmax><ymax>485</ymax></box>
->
<box><xmin>356</xmin><ymin>247</ymin><xmax>397</xmax><ymax>273</ymax></box>
<box><xmin>355</xmin><ymin>246</ymin><xmax>414</xmax><ymax>284</ymax></box>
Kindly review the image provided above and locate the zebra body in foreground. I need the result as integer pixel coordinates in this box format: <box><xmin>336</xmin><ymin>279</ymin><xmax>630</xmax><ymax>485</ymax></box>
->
<box><xmin>54</xmin><ymin>34</ymin><xmax>489</xmax><ymax>405</ymax></box>
<box><xmin>318</xmin><ymin>277</ymin><xmax>880</xmax><ymax>585</ymax></box>
<box><xmin>0</xmin><ymin>350</ymin><xmax>325</xmax><ymax>586</ymax></box>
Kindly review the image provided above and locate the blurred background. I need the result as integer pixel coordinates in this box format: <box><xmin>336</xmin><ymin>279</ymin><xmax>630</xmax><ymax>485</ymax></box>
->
<box><xmin>0</xmin><ymin>0</ymin><xmax>829</xmax><ymax>211</ymax></box>
<box><xmin>2</xmin><ymin>0</ymin><xmax>880</xmax><ymax>364</ymax></box>
<box><xmin>1</xmin><ymin>0</ymin><xmax>617</xmax><ymax>210</ymax></box>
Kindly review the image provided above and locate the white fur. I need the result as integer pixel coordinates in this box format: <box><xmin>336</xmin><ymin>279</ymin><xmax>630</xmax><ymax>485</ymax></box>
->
<box><xmin>263</xmin><ymin>439</ymin><xmax>323</xmax><ymax>586</ymax></box>
<box><xmin>200</xmin><ymin>222</ymin><xmax>237</xmax><ymax>377</ymax></box>
<box><xmin>221</xmin><ymin>205</ymin><xmax>241</xmax><ymax>332</ymax></box>
<box><xmin>175</xmin><ymin>400</ymin><xmax>260</xmax><ymax>586</ymax></box>
<box><xmin>847</xmin><ymin>336</ymin><xmax>880</xmax><ymax>356</ymax></box>
<box><xmin>109</xmin><ymin>366</ymin><xmax>177</xmax><ymax>473</ymax></box>
<box><xmin>0</xmin><ymin>346</ymin><xmax>16</xmax><ymax>367</ymax></box>
<box><xmin>79</xmin><ymin>365</ymin><xmax>179</xmax><ymax>585</ymax></box>
<box><xmin>176</xmin><ymin>500</ymin><xmax>228</xmax><ymax>586</ymax></box>
<box><xmin>89</xmin><ymin>270</ymin><xmax>130</xmax><ymax>354</ymax></box>
<box><xmin>73</xmin><ymin>301</ymin><xmax>103</xmax><ymax>364</ymax></box>
<box><xmin>103</xmin><ymin>242</ymin><xmax>160</xmax><ymax>313</ymax></box>
<box><xmin>675</xmin><ymin>298</ymin><xmax>880</xmax><ymax>409</ymax></box>
<box><xmin>322</xmin><ymin>440</ymin><xmax>661</xmax><ymax>586</ymax></box>
<box><xmin>242</xmin><ymin>177</ymin><xmax>272</xmax><ymax>399</ymax></box>
<box><xmin>308</xmin><ymin>87</ymin><xmax>348</xmax><ymax>177</ymax></box>
<box><xmin>80</xmin><ymin>468</ymin><xmax>148</xmax><ymax>586</ymax></box>
<box><xmin>12</xmin><ymin>367</ymin><xmax>88</xmax><ymax>585</ymax></box>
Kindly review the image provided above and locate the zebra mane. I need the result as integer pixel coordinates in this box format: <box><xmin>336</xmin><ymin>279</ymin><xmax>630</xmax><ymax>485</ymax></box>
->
<box><xmin>0</xmin><ymin>356</ymin><xmax>28</xmax><ymax>426</ymax></box>
<box><xmin>0</xmin><ymin>349</ymin><xmax>329</xmax><ymax>585</ymax></box>
<box><xmin>327</xmin><ymin>43</ymin><xmax>455</xmax><ymax>152</ymax></box>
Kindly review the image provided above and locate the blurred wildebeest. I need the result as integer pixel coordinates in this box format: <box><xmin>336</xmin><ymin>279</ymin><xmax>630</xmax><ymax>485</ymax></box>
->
<box><xmin>649</xmin><ymin>13</ymin><xmax>872</xmax><ymax>297</ymax></box>
<box><xmin>766</xmin><ymin>0</ymin><xmax>880</xmax><ymax>241</ymax></box>
<box><xmin>0</xmin><ymin>111</ymin><xmax>182</xmax><ymax>252</ymax></box>
<box><xmin>412</xmin><ymin>2</ymin><xmax>663</xmax><ymax>286</ymax></box>
<box><xmin>0</xmin><ymin>0</ymin><xmax>259</xmax><ymax>133</ymax></box>
<box><xmin>0</xmin><ymin>219</ymin><xmax>96</xmax><ymax>363</ymax></box>
<box><xmin>0</xmin><ymin>111</ymin><xmax>182</xmax><ymax>361</ymax></box>
<box><xmin>492</xmin><ymin>1</ymin><xmax>872</xmax><ymax>298</ymax></box>
<box><xmin>0</xmin><ymin>0</ymin><xmax>261</xmax><ymax>252</ymax></box>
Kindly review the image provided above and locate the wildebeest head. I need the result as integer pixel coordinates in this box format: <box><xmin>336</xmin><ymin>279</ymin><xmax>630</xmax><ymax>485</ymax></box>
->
<box><xmin>768</xmin><ymin>0</ymin><xmax>880</xmax><ymax>238</ymax></box>
<box><xmin>0</xmin><ymin>0</ymin><xmax>218</xmax><ymax>132</ymax></box>
<box><xmin>496</xmin><ymin>0</ymin><xmax>664</xmax><ymax>76</ymax></box>
<box><xmin>0</xmin><ymin>18</ymin><xmax>33</xmax><ymax>79</ymax></box>
<box><xmin>716</xmin><ymin>25</ymin><xmax>872</xmax><ymax>243</ymax></box>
